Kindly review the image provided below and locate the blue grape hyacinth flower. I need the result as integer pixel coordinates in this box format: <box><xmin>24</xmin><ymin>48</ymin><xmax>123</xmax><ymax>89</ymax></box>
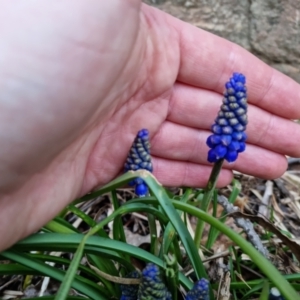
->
<box><xmin>124</xmin><ymin>129</ymin><xmax>153</xmax><ymax>197</ymax></box>
<box><xmin>185</xmin><ymin>278</ymin><xmax>209</xmax><ymax>300</ymax></box>
<box><xmin>120</xmin><ymin>270</ymin><xmax>141</xmax><ymax>300</ymax></box>
<box><xmin>137</xmin><ymin>263</ymin><xmax>172</xmax><ymax>300</ymax></box>
<box><xmin>206</xmin><ymin>73</ymin><xmax>248</xmax><ymax>163</ymax></box>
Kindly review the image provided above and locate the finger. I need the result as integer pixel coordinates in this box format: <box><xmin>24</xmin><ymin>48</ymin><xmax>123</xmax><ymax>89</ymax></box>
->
<box><xmin>167</xmin><ymin>82</ymin><xmax>300</xmax><ymax>157</ymax></box>
<box><xmin>164</xmin><ymin>10</ymin><xmax>300</xmax><ymax>119</ymax></box>
<box><xmin>151</xmin><ymin>121</ymin><xmax>287</xmax><ymax>179</ymax></box>
<box><xmin>152</xmin><ymin>156</ymin><xmax>233</xmax><ymax>188</ymax></box>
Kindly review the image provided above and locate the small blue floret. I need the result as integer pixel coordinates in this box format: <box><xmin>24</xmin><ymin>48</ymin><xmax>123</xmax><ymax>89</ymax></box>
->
<box><xmin>207</xmin><ymin>73</ymin><xmax>248</xmax><ymax>163</ymax></box>
<box><xmin>220</xmin><ymin>135</ymin><xmax>232</xmax><ymax>146</ymax></box>
<box><xmin>225</xmin><ymin>150</ymin><xmax>238</xmax><ymax>163</ymax></box>
<box><xmin>135</xmin><ymin>182</ymin><xmax>148</xmax><ymax>197</ymax></box>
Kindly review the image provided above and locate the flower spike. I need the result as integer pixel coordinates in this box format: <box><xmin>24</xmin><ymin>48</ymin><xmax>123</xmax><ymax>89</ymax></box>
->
<box><xmin>185</xmin><ymin>278</ymin><xmax>210</xmax><ymax>300</ymax></box>
<box><xmin>207</xmin><ymin>73</ymin><xmax>248</xmax><ymax>163</ymax></box>
<box><xmin>137</xmin><ymin>263</ymin><xmax>172</xmax><ymax>300</ymax></box>
<box><xmin>124</xmin><ymin>129</ymin><xmax>153</xmax><ymax>197</ymax></box>
<box><xmin>120</xmin><ymin>270</ymin><xmax>141</xmax><ymax>300</ymax></box>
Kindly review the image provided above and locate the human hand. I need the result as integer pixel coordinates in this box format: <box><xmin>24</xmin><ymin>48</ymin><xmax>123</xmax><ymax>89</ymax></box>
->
<box><xmin>0</xmin><ymin>0</ymin><xmax>299</xmax><ymax>250</ymax></box>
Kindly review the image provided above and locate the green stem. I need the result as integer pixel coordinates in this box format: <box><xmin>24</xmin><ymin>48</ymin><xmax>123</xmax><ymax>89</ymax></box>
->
<box><xmin>111</xmin><ymin>190</ymin><xmax>127</xmax><ymax>243</ymax></box>
<box><xmin>148</xmin><ymin>211</ymin><xmax>159</xmax><ymax>255</ymax></box>
<box><xmin>54</xmin><ymin>236</ymin><xmax>87</xmax><ymax>300</ymax></box>
<box><xmin>194</xmin><ymin>159</ymin><xmax>224</xmax><ymax>247</ymax></box>
<box><xmin>205</xmin><ymin>190</ymin><xmax>218</xmax><ymax>249</ymax></box>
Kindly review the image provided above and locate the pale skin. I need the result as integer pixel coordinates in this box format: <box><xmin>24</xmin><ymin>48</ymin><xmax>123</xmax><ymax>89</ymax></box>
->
<box><xmin>0</xmin><ymin>0</ymin><xmax>299</xmax><ymax>251</ymax></box>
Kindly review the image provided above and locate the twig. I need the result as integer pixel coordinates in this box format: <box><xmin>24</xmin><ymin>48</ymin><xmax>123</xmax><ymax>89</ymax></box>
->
<box><xmin>215</xmin><ymin>247</ymin><xmax>231</xmax><ymax>300</ymax></box>
<box><xmin>217</xmin><ymin>195</ymin><xmax>269</xmax><ymax>258</ymax></box>
<box><xmin>274</xmin><ymin>178</ymin><xmax>290</xmax><ymax>197</ymax></box>
<box><xmin>258</xmin><ymin>180</ymin><xmax>273</xmax><ymax>218</ymax></box>
<box><xmin>0</xmin><ymin>276</ymin><xmax>22</xmax><ymax>291</ymax></box>
<box><xmin>87</xmin><ymin>261</ymin><xmax>141</xmax><ymax>285</ymax></box>
<box><xmin>287</xmin><ymin>157</ymin><xmax>300</xmax><ymax>165</ymax></box>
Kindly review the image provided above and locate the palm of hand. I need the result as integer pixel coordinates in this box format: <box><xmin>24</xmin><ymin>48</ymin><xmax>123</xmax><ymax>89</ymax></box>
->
<box><xmin>1</xmin><ymin>1</ymin><xmax>300</xmax><ymax>251</ymax></box>
<box><xmin>0</xmin><ymin>1</ymin><xmax>181</xmax><ymax>249</ymax></box>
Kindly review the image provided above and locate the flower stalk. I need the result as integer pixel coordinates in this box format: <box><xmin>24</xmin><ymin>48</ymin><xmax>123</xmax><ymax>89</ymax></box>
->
<box><xmin>194</xmin><ymin>72</ymin><xmax>248</xmax><ymax>248</ymax></box>
<box><xmin>194</xmin><ymin>159</ymin><xmax>224</xmax><ymax>247</ymax></box>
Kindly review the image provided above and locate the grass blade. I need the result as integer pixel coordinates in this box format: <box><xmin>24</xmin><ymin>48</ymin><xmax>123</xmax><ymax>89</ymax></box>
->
<box><xmin>54</xmin><ymin>239</ymin><xmax>85</xmax><ymax>300</ymax></box>
<box><xmin>259</xmin><ymin>281</ymin><xmax>269</xmax><ymax>300</ymax></box>
<box><xmin>1</xmin><ymin>250</ymin><xmax>105</xmax><ymax>299</ymax></box>
<box><xmin>141</xmin><ymin>174</ymin><xmax>207</xmax><ymax>279</ymax></box>
<box><xmin>12</xmin><ymin>233</ymin><xmax>192</xmax><ymax>290</ymax></box>
<box><xmin>171</xmin><ymin>201</ymin><xmax>299</xmax><ymax>300</ymax></box>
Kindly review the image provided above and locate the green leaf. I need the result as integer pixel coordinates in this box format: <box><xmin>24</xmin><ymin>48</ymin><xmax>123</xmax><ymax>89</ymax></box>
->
<box><xmin>82</xmin><ymin>172</ymin><xmax>206</xmax><ymax>279</ymax></box>
<box><xmin>259</xmin><ymin>281</ymin><xmax>269</xmax><ymax>300</ymax></box>
<box><xmin>129</xmin><ymin>197</ymin><xmax>299</xmax><ymax>300</ymax></box>
<box><xmin>44</xmin><ymin>218</ymin><xmax>79</xmax><ymax>234</ymax></box>
<box><xmin>171</xmin><ymin>201</ymin><xmax>299</xmax><ymax>300</ymax></box>
<box><xmin>22</xmin><ymin>297</ymin><xmax>88</xmax><ymax>300</ymax></box>
<box><xmin>67</xmin><ymin>204</ymin><xmax>108</xmax><ymax>237</ymax></box>
<box><xmin>115</xmin><ymin>172</ymin><xmax>207</xmax><ymax>280</ymax></box>
<box><xmin>44</xmin><ymin>210</ymin><xmax>120</xmax><ymax>296</ymax></box>
<box><xmin>12</xmin><ymin>233</ymin><xmax>192</xmax><ymax>290</ymax></box>
<box><xmin>1</xmin><ymin>250</ymin><xmax>105</xmax><ymax>300</ymax></box>
<box><xmin>54</xmin><ymin>238</ymin><xmax>86</xmax><ymax>300</ymax></box>
<box><xmin>111</xmin><ymin>190</ymin><xmax>127</xmax><ymax>246</ymax></box>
